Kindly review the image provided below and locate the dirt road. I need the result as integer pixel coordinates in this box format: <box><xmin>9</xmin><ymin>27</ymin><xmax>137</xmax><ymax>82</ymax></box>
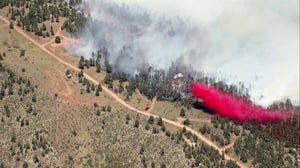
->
<box><xmin>0</xmin><ymin>15</ymin><xmax>246</xmax><ymax>168</ymax></box>
<box><xmin>42</xmin><ymin>18</ymin><xmax>66</xmax><ymax>47</ymax></box>
<box><xmin>221</xmin><ymin>142</ymin><xmax>234</xmax><ymax>152</ymax></box>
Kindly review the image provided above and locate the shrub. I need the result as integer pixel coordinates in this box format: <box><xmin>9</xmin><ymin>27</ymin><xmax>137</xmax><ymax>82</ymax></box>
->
<box><xmin>55</xmin><ymin>36</ymin><xmax>61</xmax><ymax>43</ymax></box>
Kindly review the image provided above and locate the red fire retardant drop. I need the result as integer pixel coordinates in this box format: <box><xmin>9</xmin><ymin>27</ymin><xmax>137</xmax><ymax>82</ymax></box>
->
<box><xmin>190</xmin><ymin>82</ymin><xmax>296</xmax><ymax>122</ymax></box>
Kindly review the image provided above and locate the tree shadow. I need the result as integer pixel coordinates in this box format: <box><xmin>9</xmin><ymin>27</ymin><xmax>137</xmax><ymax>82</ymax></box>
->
<box><xmin>192</xmin><ymin>100</ymin><xmax>215</xmax><ymax>115</ymax></box>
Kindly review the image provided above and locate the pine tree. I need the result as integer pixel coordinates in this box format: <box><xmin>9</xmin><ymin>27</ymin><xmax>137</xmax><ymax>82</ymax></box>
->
<box><xmin>50</xmin><ymin>26</ymin><xmax>54</xmax><ymax>35</ymax></box>
<box><xmin>180</xmin><ymin>108</ymin><xmax>185</xmax><ymax>117</ymax></box>
<box><xmin>157</xmin><ymin>117</ymin><xmax>163</xmax><ymax>126</ymax></box>
<box><xmin>134</xmin><ymin>119</ymin><xmax>139</xmax><ymax>128</ymax></box>
<box><xmin>22</xmin><ymin>162</ymin><xmax>28</xmax><ymax>168</ymax></box>
<box><xmin>240</xmin><ymin>150</ymin><xmax>248</xmax><ymax>163</ymax></box>
<box><xmin>9</xmin><ymin>21</ymin><xmax>14</xmax><ymax>29</ymax></box>
<box><xmin>160</xmin><ymin>148</ymin><xmax>165</xmax><ymax>156</ymax></box>
<box><xmin>148</xmin><ymin>116</ymin><xmax>155</xmax><ymax>125</ymax></box>
<box><xmin>32</xmin><ymin>94</ymin><xmax>36</xmax><ymax>102</ymax></box>
<box><xmin>0</xmin><ymin>87</ymin><xmax>4</xmax><ymax>99</ymax></box>
<box><xmin>97</xmin><ymin>84</ymin><xmax>102</xmax><ymax>92</ymax></box>
<box><xmin>95</xmin><ymin>88</ymin><xmax>100</xmax><ymax>96</ymax></box>
<box><xmin>42</xmin><ymin>23</ymin><xmax>46</xmax><ymax>31</ymax></box>
<box><xmin>78</xmin><ymin>56</ymin><xmax>85</xmax><ymax>69</ymax></box>
<box><xmin>125</xmin><ymin>114</ymin><xmax>131</xmax><ymax>124</ymax></box>
<box><xmin>183</xmin><ymin>118</ymin><xmax>190</xmax><ymax>126</ymax></box>
<box><xmin>145</xmin><ymin>124</ymin><xmax>150</xmax><ymax>130</ymax></box>
<box><xmin>151</xmin><ymin>162</ymin><xmax>155</xmax><ymax>168</ymax></box>
<box><xmin>96</xmin><ymin>109</ymin><xmax>101</xmax><ymax>116</ymax></box>
<box><xmin>55</xmin><ymin>36</ymin><xmax>61</xmax><ymax>43</ymax></box>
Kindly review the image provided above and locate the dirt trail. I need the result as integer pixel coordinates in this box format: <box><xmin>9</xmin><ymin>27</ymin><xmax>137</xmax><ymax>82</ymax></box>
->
<box><xmin>0</xmin><ymin>16</ymin><xmax>9</xmax><ymax>23</ymax></box>
<box><xmin>147</xmin><ymin>96</ymin><xmax>157</xmax><ymax>113</ymax></box>
<box><xmin>42</xmin><ymin>18</ymin><xmax>66</xmax><ymax>47</ymax></box>
<box><xmin>135</xmin><ymin>89</ymin><xmax>157</xmax><ymax>113</ymax></box>
<box><xmin>221</xmin><ymin>142</ymin><xmax>234</xmax><ymax>152</ymax></box>
<box><xmin>183</xmin><ymin>136</ymin><xmax>194</xmax><ymax>146</ymax></box>
<box><xmin>0</xmin><ymin>15</ymin><xmax>246</xmax><ymax>168</ymax></box>
<box><xmin>44</xmin><ymin>69</ymin><xmax>116</xmax><ymax>106</ymax></box>
<box><xmin>177</xmin><ymin>117</ymin><xmax>185</xmax><ymax>124</ymax></box>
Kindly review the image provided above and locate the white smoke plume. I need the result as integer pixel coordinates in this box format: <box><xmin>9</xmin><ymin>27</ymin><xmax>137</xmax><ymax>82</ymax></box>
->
<box><xmin>66</xmin><ymin>0</ymin><xmax>299</xmax><ymax>106</ymax></box>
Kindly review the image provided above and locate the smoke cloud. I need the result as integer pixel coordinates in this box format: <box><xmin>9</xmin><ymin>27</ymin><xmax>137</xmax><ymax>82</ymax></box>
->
<box><xmin>66</xmin><ymin>0</ymin><xmax>299</xmax><ymax>106</ymax></box>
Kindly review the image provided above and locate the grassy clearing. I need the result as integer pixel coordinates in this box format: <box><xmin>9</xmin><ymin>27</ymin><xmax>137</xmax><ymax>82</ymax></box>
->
<box><xmin>1</xmin><ymin>26</ymin><xmax>67</xmax><ymax>93</ymax></box>
<box><xmin>164</xmin><ymin>122</ymin><xmax>181</xmax><ymax>134</ymax></box>
<box><xmin>187</xmin><ymin>107</ymin><xmax>212</xmax><ymax>119</ymax></box>
<box><xmin>152</xmin><ymin>101</ymin><xmax>211</xmax><ymax>122</ymax></box>
<box><xmin>124</xmin><ymin>92</ymin><xmax>151</xmax><ymax>111</ymax></box>
<box><xmin>151</xmin><ymin>101</ymin><xmax>182</xmax><ymax>121</ymax></box>
<box><xmin>0</xmin><ymin>6</ymin><xmax>9</xmax><ymax>16</ymax></box>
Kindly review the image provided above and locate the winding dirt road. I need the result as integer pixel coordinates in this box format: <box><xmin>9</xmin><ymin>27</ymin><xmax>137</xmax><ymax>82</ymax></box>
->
<box><xmin>0</xmin><ymin>15</ymin><xmax>246</xmax><ymax>168</ymax></box>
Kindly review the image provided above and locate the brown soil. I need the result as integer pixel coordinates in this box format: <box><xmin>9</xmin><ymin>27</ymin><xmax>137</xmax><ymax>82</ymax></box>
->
<box><xmin>44</xmin><ymin>69</ymin><xmax>116</xmax><ymax>106</ymax></box>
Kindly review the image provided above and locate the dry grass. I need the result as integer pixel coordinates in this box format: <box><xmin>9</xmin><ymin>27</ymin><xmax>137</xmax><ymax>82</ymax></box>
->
<box><xmin>0</xmin><ymin>16</ymin><xmax>194</xmax><ymax>168</ymax></box>
<box><xmin>0</xmin><ymin>79</ymin><xmax>192</xmax><ymax>167</ymax></box>
<box><xmin>152</xmin><ymin>101</ymin><xmax>211</xmax><ymax>121</ymax></box>
<box><xmin>45</xmin><ymin>41</ymin><xmax>81</xmax><ymax>69</ymax></box>
<box><xmin>0</xmin><ymin>18</ymin><xmax>4</xmax><ymax>25</ymax></box>
<box><xmin>0</xmin><ymin>6</ymin><xmax>9</xmax><ymax>16</ymax></box>
<box><xmin>115</xmin><ymin>88</ymin><xmax>151</xmax><ymax>111</ymax></box>
<box><xmin>151</xmin><ymin>101</ymin><xmax>182</xmax><ymax>121</ymax></box>
<box><xmin>82</xmin><ymin>109</ymin><xmax>192</xmax><ymax>168</ymax></box>
<box><xmin>0</xmin><ymin>26</ymin><xmax>116</xmax><ymax>105</ymax></box>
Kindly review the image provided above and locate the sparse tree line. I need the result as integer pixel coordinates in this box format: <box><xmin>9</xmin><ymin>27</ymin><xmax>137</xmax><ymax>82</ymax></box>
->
<box><xmin>209</xmin><ymin>115</ymin><xmax>299</xmax><ymax>167</ymax></box>
<box><xmin>77</xmin><ymin>47</ymin><xmax>109</xmax><ymax>74</ymax></box>
<box><xmin>123</xmin><ymin>113</ymin><xmax>241</xmax><ymax>168</ymax></box>
<box><xmin>183</xmin><ymin>112</ymin><xmax>300</xmax><ymax>167</ymax></box>
<box><xmin>209</xmin><ymin>116</ymin><xmax>241</xmax><ymax>146</ymax></box>
<box><xmin>62</xmin><ymin>7</ymin><xmax>87</xmax><ymax>34</ymax></box>
<box><xmin>233</xmin><ymin>129</ymin><xmax>299</xmax><ymax>167</ymax></box>
<box><xmin>0</xmin><ymin>53</ymin><xmax>35</xmax><ymax>101</ymax></box>
<box><xmin>0</xmin><ymin>52</ymin><xmax>56</xmax><ymax>168</ymax></box>
<box><xmin>2</xmin><ymin>0</ymin><xmax>71</xmax><ymax>37</ymax></box>
<box><xmin>246</xmin><ymin>117</ymin><xmax>300</xmax><ymax>148</ymax></box>
<box><xmin>0</xmin><ymin>52</ymin><xmax>37</xmax><ymax>127</ymax></box>
<box><xmin>75</xmin><ymin>68</ymin><xmax>103</xmax><ymax>96</ymax></box>
<box><xmin>1</xmin><ymin>130</ymin><xmax>53</xmax><ymax>168</ymax></box>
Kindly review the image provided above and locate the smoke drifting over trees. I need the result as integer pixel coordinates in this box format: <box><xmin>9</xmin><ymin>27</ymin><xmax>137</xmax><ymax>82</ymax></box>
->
<box><xmin>65</xmin><ymin>0</ymin><xmax>299</xmax><ymax>106</ymax></box>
